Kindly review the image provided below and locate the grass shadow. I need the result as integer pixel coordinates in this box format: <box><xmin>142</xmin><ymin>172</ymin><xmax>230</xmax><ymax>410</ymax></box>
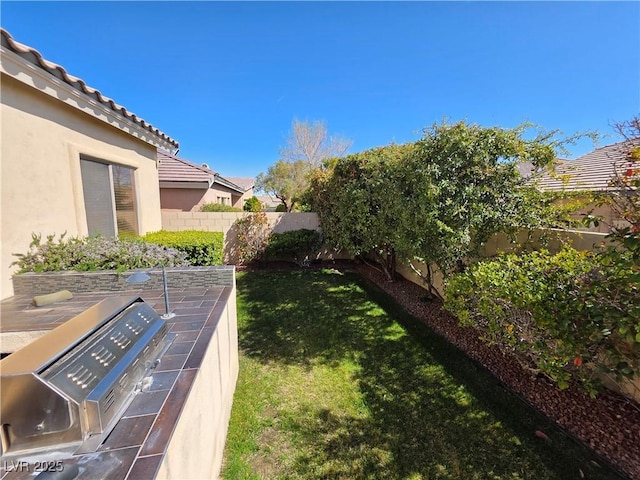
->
<box><xmin>229</xmin><ymin>270</ymin><xmax>627</xmax><ymax>479</ymax></box>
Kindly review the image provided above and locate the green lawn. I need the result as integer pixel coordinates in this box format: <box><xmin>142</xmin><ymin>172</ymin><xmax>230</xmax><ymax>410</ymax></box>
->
<box><xmin>221</xmin><ymin>270</ymin><xmax>624</xmax><ymax>480</ymax></box>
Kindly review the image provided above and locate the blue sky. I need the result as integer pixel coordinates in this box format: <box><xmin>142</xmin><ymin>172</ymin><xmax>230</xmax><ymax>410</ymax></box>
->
<box><xmin>2</xmin><ymin>1</ymin><xmax>639</xmax><ymax>178</ymax></box>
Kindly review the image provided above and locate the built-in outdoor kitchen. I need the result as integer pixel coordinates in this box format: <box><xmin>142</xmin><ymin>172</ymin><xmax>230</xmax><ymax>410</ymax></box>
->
<box><xmin>0</xmin><ymin>266</ymin><xmax>238</xmax><ymax>480</ymax></box>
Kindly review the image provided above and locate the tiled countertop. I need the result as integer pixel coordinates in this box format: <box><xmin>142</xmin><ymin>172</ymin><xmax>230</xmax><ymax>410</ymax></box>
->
<box><xmin>0</xmin><ymin>285</ymin><xmax>233</xmax><ymax>480</ymax></box>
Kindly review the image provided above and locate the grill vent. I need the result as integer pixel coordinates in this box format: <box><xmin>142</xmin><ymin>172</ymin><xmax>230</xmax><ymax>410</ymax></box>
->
<box><xmin>102</xmin><ymin>389</ymin><xmax>115</xmax><ymax>414</ymax></box>
<box><xmin>91</xmin><ymin>346</ymin><xmax>116</xmax><ymax>367</ymax></box>
<box><xmin>110</xmin><ymin>332</ymin><xmax>132</xmax><ymax>349</ymax></box>
<box><xmin>66</xmin><ymin>365</ymin><xmax>98</xmax><ymax>390</ymax></box>
<box><xmin>125</xmin><ymin>322</ymin><xmax>144</xmax><ymax>336</ymax></box>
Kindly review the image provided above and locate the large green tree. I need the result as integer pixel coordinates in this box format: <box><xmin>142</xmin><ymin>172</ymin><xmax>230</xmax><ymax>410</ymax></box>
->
<box><xmin>311</xmin><ymin>143</ymin><xmax>414</xmax><ymax>280</ymax></box>
<box><xmin>444</xmin><ymin>118</ymin><xmax>640</xmax><ymax>393</ymax></box>
<box><xmin>398</xmin><ymin>121</ymin><xmax>557</xmax><ymax>280</ymax></box>
<box><xmin>313</xmin><ymin>121</ymin><xmax>575</xmax><ymax>296</ymax></box>
<box><xmin>255</xmin><ymin>160</ymin><xmax>310</xmax><ymax>212</ymax></box>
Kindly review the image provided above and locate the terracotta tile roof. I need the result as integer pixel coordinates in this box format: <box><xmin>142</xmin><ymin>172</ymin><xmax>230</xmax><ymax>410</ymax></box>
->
<box><xmin>1</xmin><ymin>28</ymin><xmax>178</xmax><ymax>149</ymax></box>
<box><xmin>157</xmin><ymin>151</ymin><xmax>246</xmax><ymax>194</ymax></box>
<box><xmin>157</xmin><ymin>151</ymin><xmax>215</xmax><ymax>185</ymax></box>
<box><xmin>225</xmin><ymin>177</ymin><xmax>255</xmax><ymax>192</ymax></box>
<box><xmin>533</xmin><ymin>141</ymin><xmax>639</xmax><ymax>192</ymax></box>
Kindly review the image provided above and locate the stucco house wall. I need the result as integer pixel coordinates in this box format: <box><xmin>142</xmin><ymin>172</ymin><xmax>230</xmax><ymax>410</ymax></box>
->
<box><xmin>562</xmin><ymin>199</ymin><xmax>625</xmax><ymax>234</ymax></box>
<box><xmin>160</xmin><ymin>187</ymin><xmax>210</xmax><ymax>212</ymax></box>
<box><xmin>1</xmin><ymin>31</ymin><xmax>177</xmax><ymax>298</ymax></box>
<box><xmin>230</xmin><ymin>188</ymin><xmax>254</xmax><ymax>210</ymax></box>
<box><xmin>160</xmin><ymin>183</ymin><xmax>249</xmax><ymax>212</ymax></box>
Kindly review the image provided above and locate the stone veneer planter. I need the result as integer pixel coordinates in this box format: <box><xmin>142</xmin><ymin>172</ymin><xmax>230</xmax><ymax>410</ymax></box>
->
<box><xmin>12</xmin><ymin>266</ymin><xmax>235</xmax><ymax>296</ymax></box>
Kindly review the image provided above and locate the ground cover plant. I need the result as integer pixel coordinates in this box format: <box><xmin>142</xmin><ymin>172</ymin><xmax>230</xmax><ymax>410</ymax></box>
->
<box><xmin>12</xmin><ymin>232</ymin><xmax>189</xmax><ymax>272</ymax></box>
<box><xmin>222</xmin><ymin>270</ymin><xmax>625</xmax><ymax>480</ymax></box>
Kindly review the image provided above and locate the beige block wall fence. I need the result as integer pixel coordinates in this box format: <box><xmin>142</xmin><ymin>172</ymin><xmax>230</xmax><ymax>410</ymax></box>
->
<box><xmin>400</xmin><ymin>227</ymin><xmax>613</xmax><ymax>296</ymax></box>
<box><xmin>161</xmin><ymin>211</ymin><xmax>321</xmax><ymax>234</ymax></box>
<box><xmin>161</xmin><ymin>212</ymin><xmax>612</xmax><ymax>285</ymax></box>
<box><xmin>161</xmin><ymin>211</ymin><xmax>350</xmax><ymax>264</ymax></box>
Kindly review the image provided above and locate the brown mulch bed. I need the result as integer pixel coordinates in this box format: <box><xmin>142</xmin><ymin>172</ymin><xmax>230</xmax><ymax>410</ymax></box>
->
<box><xmin>239</xmin><ymin>259</ymin><xmax>640</xmax><ymax>479</ymax></box>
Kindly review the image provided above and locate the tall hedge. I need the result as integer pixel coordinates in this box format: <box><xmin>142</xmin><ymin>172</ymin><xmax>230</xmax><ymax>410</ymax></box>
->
<box><xmin>311</xmin><ymin>121</ymin><xmax>566</xmax><ymax>290</ymax></box>
<box><xmin>311</xmin><ymin>143</ymin><xmax>412</xmax><ymax>280</ymax></box>
<box><xmin>142</xmin><ymin>230</ymin><xmax>224</xmax><ymax>266</ymax></box>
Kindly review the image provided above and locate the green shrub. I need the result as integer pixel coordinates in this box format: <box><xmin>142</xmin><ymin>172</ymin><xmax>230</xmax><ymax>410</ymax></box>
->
<box><xmin>275</xmin><ymin>203</ymin><xmax>287</xmax><ymax>212</ymax></box>
<box><xmin>201</xmin><ymin>203</ymin><xmax>242</xmax><ymax>212</ymax></box>
<box><xmin>445</xmin><ymin>246</ymin><xmax>640</xmax><ymax>395</ymax></box>
<box><xmin>12</xmin><ymin>233</ymin><xmax>190</xmax><ymax>273</ymax></box>
<box><xmin>265</xmin><ymin>229</ymin><xmax>323</xmax><ymax>266</ymax></box>
<box><xmin>143</xmin><ymin>230</ymin><xmax>223</xmax><ymax>266</ymax></box>
<box><xmin>243</xmin><ymin>196</ymin><xmax>263</xmax><ymax>212</ymax></box>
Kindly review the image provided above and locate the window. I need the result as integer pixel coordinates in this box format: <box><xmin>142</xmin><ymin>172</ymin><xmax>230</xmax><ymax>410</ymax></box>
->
<box><xmin>80</xmin><ymin>158</ymin><xmax>138</xmax><ymax>237</ymax></box>
<box><xmin>217</xmin><ymin>196</ymin><xmax>228</xmax><ymax>205</ymax></box>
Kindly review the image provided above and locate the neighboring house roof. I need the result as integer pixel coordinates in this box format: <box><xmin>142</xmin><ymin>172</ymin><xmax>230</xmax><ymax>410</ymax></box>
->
<box><xmin>533</xmin><ymin>141</ymin><xmax>638</xmax><ymax>192</ymax></box>
<box><xmin>225</xmin><ymin>177</ymin><xmax>255</xmax><ymax>192</ymax></box>
<box><xmin>516</xmin><ymin>161</ymin><xmax>536</xmax><ymax>179</ymax></box>
<box><xmin>1</xmin><ymin>28</ymin><xmax>178</xmax><ymax>150</ymax></box>
<box><xmin>158</xmin><ymin>151</ymin><xmax>214</xmax><ymax>187</ymax></box>
<box><xmin>257</xmin><ymin>195</ymin><xmax>281</xmax><ymax>207</ymax></box>
<box><xmin>157</xmin><ymin>151</ymin><xmax>245</xmax><ymax>193</ymax></box>
<box><xmin>215</xmin><ymin>175</ymin><xmax>246</xmax><ymax>193</ymax></box>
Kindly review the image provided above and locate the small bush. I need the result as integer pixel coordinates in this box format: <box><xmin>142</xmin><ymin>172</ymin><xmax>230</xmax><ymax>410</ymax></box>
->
<box><xmin>275</xmin><ymin>203</ymin><xmax>287</xmax><ymax>212</ymax></box>
<box><xmin>445</xmin><ymin>246</ymin><xmax>640</xmax><ymax>395</ymax></box>
<box><xmin>143</xmin><ymin>230</ymin><xmax>223</xmax><ymax>266</ymax></box>
<box><xmin>232</xmin><ymin>212</ymin><xmax>270</xmax><ymax>264</ymax></box>
<box><xmin>201</xmin><ymin>203</ymin><xmax>242</xmax><ymax>212</ymax></box>
<box><xmin>243</xmin><ymin>196</ymin><xmax>263</xmax><ymax>212</ymax></box>
<box><xmin>265</xmin><ymin>229</ymin><xmax>323</xmax><ymax>266</ymax></box>
<box><xmin>12</xmin><ymin>233</ymin><xmax>190</xmax><ymax>273</ymax></box>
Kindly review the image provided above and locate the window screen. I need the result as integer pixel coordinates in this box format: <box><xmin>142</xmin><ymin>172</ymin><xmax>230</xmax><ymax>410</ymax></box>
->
<box><xmin>112</xmin><ymin>165</ymin><xmax>138</xmax><ymax>237</ymax></box>
<box><xmin>80</xmin><ymin>158</ymin><xmax>138</xmax><ymax>237</ymax></box>
<box><xmin>80</xmin><ymin>159</ymin><xmax>116</xmax><ymax>237</ymax></box>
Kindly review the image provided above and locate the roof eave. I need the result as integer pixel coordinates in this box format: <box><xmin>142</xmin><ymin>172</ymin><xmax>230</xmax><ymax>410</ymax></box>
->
<box><xmin>213</xmin><ymin>175</ymin><xmax>246</xmax><ymax>194</ymax></box>
<box><xmin>1</xmin><ymin>31</ymin><xmax>178</xmax><ymax>151</ymax></box>
<box><xmin>159</xmin><ymin>181</ymin><xmax>211</xmax><ymax>189</ymax></box>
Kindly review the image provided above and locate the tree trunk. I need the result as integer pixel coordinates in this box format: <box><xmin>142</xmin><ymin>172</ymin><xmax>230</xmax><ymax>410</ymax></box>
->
<box><xmin>408</xmin><ymin>260</ymin><xmax>443</xmax><ymax>301</ymax></box>
<box><xmin>374</xmin><ymin>245</ymin><xmax>396</xmax><ymax>281</ymax></box>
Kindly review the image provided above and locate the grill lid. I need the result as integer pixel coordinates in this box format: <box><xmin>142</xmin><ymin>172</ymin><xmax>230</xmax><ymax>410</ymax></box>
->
<box><xmin>0</xmin><ymin>296</ymin><xmax>171</xmax><ymax>460</ymax></box>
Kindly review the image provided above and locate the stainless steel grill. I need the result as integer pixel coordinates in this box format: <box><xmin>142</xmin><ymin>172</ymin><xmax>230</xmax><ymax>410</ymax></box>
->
<box><xmin>0</xmin><ymin>296</ymin><xmax>172</xmax><ymax>461</ymax></box>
